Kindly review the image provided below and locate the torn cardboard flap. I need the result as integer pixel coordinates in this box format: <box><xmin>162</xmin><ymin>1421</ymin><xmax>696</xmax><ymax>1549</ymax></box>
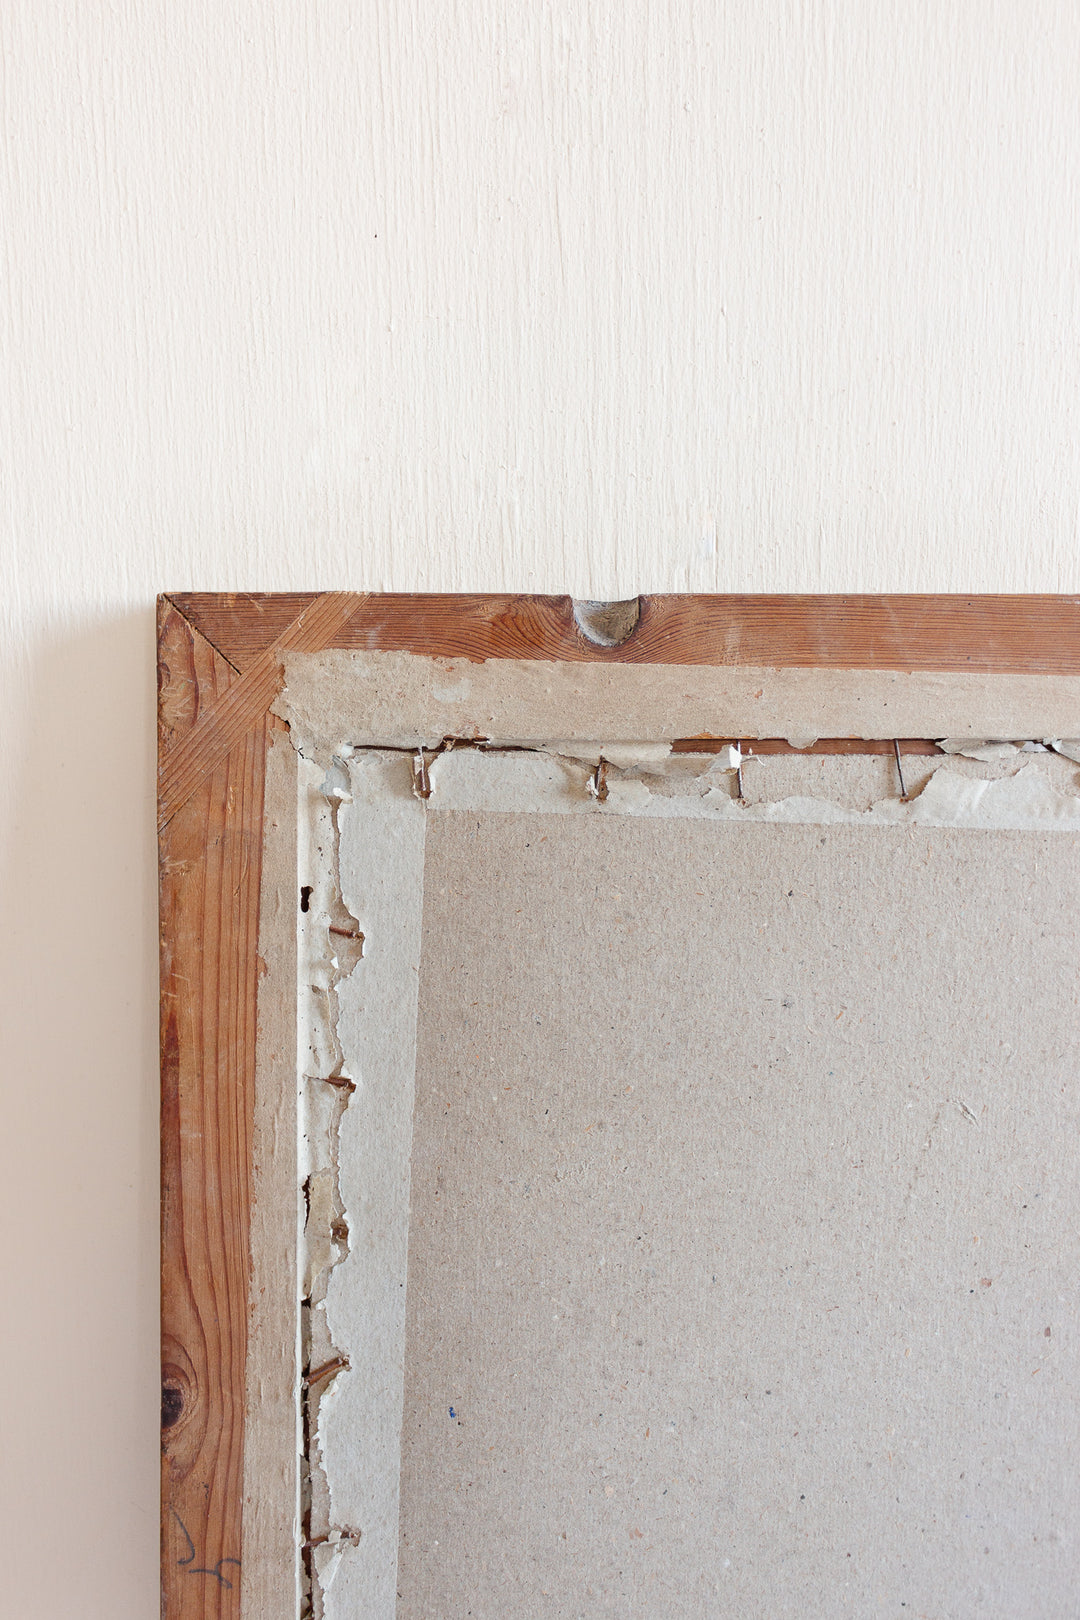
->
<box><xmin>308</xmin><ymin>751</ymin><xmax>427</xmax><ymax>1618</ymax></box>
<box><xmin>421</xmin><ymin>749</ymin><xmax>1080</xmax><ymax>832</ymax></box>
<box><xmin>540</xmin><ymin>740</ymin><xmax>675</xmax><ymax>768</ymax></box>
<box><xmin>276</xmin><ymin>650</ymin><xmax>1080</xmax><ymax>756</ymax></box>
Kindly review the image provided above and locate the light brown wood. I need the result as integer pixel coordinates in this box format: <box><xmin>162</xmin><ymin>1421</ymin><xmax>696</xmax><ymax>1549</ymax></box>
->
<box><xmin>160</xmin><ymin>600</ymin><xmax>267</xmax><ymax>1619</ymax></box>
<box><xmin>158</xmin><ymin>593</ymin><xmax>361</xmax><ymax>833</ymax></box>
<box><xmin>159</xmin><ymin>591</ymin><xmax>1080</xmax><ymax>1618</ymax></box>
<box><xmin>170</xmin><ymin>591</ymin><xmax>1080</xmax><ymax>673</ymax></box>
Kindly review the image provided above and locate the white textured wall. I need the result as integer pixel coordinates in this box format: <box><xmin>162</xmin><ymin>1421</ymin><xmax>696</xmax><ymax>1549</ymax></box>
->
<box><xmin>2</xmin><ymin>5</ymin><xmax>1078</xmax><ymax>1614</ymax></box>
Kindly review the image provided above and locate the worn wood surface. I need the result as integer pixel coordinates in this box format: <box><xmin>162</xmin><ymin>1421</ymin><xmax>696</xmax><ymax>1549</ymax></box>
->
<box><xmin>158</xmin><ymin>593</ymin><xmax>361</xmax><ymax>834</ymax></box>
<box><xmin>160</xmin><ymin>600</ymin><xmax>267</xmax><ymax>1619</ymax></box>
<box><xmin>159</xmin><ymin>590</ymin><xmax>1080</xmax><ymax>1619</ymax></box>
<box><xmin>171</xmin><ymin>592</ymin><xmax>1080</xmax><ymax>674</ymax></box>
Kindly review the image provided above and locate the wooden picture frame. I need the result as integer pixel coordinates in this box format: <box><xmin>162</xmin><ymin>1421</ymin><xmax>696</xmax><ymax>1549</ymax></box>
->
<box><xmin>158</xmin><ymin>592</ymin><xmax>1080</xmax><ymax>1618</ymax></box>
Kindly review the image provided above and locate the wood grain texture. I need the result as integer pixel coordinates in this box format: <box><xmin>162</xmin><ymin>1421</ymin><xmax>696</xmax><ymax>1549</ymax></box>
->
<box><xmin>158</xmin><ymin>600</ymin><xmax>239</xmax><ymax>749</ymax></box>
<box><xmin>159</xmin><ymin>593</ymin><xmax>361</xmax><ymax>832</ymax></box>
<box><xmin>160</xmin><ymin>600</ymin><xmax>267</xmax><ymax>1620</ymax></box>
<box><xmin>170</xmin><ymin>592</ymin><xmax>1080</xmax><ymax>674</ymax></box>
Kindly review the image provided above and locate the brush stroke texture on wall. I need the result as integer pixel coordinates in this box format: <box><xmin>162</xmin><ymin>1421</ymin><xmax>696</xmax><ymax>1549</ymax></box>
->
<box><xmin>1</xmin><ymin>4</ymin><xmax>1078</xmax><ymax>1615</ymax></box>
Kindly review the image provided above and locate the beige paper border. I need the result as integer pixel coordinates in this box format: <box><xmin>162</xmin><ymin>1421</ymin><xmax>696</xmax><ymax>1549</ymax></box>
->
<box><xmin>278</xmin><ymin>649</ymin><xmax>1080</xmax><ymax>753</ymax></box>
<box><xmin>243</xmin><ymin>724</ymin><xmax>303</xmax><ymax>1620</ymax></box>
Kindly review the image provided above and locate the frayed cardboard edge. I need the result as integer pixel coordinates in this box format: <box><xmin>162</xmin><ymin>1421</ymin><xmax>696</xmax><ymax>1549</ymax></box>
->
<box><xmin>297</xmin><ymin>751</ymin><xmax>427</xmax><ymax>1620</ymax></box>
<box><xmin>421</xmin><ymin>749</ymin><xmax>1080</xmax><ymax>831</ymax></box>
<box><xmin>275</xmin><ymin>649</ymin><xmax>1080</xmax><ymax>755</ymax></box>
<box><xmin>296</xmin><ymin>753</ymin><xmax>366</xmax><ymax>1618</ymax></box>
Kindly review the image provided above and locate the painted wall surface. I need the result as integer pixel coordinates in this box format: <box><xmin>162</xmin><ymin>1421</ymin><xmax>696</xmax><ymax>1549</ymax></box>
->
<box><xmin>1</xmin><ymin>5</ymin><xmax>1078</xmax><ymax>1614</ymax></box>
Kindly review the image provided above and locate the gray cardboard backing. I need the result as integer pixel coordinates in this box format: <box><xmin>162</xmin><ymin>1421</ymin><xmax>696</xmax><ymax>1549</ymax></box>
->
<box><xmin>393</xmin><ymin>810</ymin><xmax>1080</xmax><ymax>1618</ymax></box>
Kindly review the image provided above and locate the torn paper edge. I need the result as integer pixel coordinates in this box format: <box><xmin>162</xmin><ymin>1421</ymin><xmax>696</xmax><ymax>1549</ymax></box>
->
<box><xmin>275</xmin><ymin>649</ymin><xmax>1080</xmax><ymax>756</ymax></box>
<box><xmin>298</xmin><ymin>751</ymin><xmax>427</xmax><ymax>1620</ymax></box>
<box><xmin>939</xmin><ymin>738</ymin><xmax>1080</xmax><ymax>764</ymax></box>
<box><xmin>417</xmin><ymin>751</ymin><xmax>1080</xmax><ymax>831</ymax></box>
<box><xmin>296</xmin><ymin>753</ymin><xmax>367</xmax><ymax>1617</ymax></box>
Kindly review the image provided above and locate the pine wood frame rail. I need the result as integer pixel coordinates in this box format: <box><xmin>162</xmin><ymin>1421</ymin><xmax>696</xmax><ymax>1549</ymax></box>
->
<box><xmin>158</xmin><ymin>592</ymin><xmax>1080</xmax><ymax>1618</ymax></box>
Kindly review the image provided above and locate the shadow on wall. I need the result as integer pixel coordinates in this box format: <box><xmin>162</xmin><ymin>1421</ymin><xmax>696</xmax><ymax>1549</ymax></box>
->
<box><xmin>0</xmin><ymin>610</ymin><xmax>160</xmax><ymax>1619</ymax></box>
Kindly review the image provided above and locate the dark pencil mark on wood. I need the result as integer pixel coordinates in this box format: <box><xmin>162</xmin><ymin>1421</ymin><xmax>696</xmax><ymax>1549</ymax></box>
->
<box><xmin>188</xmin><ymin>1559</ymin><xmax>242</xmax><ymax>1590</ymax></box>
<box><xmin>173</xmin><ymin>1509</ymin><xmax>241</xmax><ymax>1590</ymax></box>
<box><xmin>172</xmin><ymin>1509</ymin><xmax>196</xmax><ymax>1567</ymax></box>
